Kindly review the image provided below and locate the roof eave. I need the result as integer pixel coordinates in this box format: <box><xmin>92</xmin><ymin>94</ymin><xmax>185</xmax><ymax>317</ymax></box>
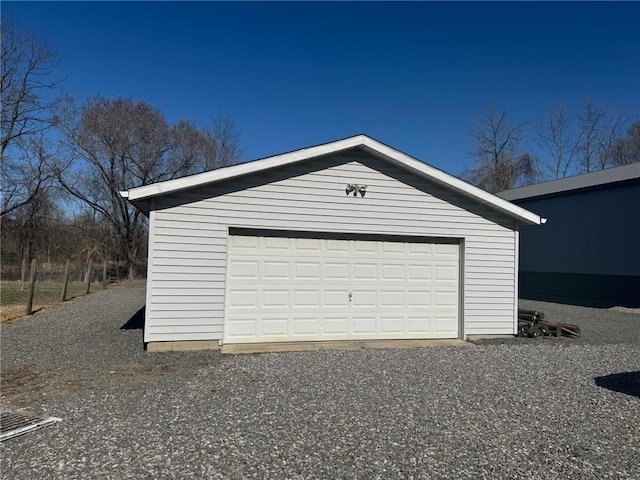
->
<box><xmin>124</xmin><ymin>135</ymin><xmax>367</xmax><ymax>203</ymax></box>
<box><xmin>359</xmin><ymin>138</ymin><xmax>544</xmax><ymax>225</ymax></box>
<box><xmin>498</xmin><ymin>163</ymin><xmax>640</xmax><ymax>201</ymax></box>
<box><xmin>122</xmin><ymin>134</ymin><xmax>544</xmax><ymax>226</ymax></box>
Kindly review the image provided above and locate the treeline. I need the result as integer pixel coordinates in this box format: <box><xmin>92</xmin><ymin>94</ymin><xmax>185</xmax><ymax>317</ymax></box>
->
<box><xmin>1</xmin><ymin>19</ymin><xmax>242</xmax><ymax>280</ymax></box>
<box><xmin>2</xmin><ymin>18</ymin><xmax>638</xmax><ymax>279</ymax></box>
<box><xmin>463</xmin><ymin>104</ymin><xmax>639</xmax><ymax>193</ymax></box>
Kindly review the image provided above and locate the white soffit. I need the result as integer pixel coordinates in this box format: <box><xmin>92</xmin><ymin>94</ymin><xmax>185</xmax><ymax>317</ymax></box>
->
<box><xmin>121</xmin><ymin>134</ymin><xmax>544</xmax><ymax>225</ymax></box>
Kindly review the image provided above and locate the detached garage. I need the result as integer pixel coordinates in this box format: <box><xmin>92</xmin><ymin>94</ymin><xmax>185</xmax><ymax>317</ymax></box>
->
<box><xmin>121</xmin><ymin>135</ymin><xmax>544</xmax><ymax>350</ymax></box>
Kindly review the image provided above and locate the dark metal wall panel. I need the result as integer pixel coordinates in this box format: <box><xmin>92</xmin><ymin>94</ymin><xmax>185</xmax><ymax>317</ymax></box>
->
<box><xmin>519</xmin><ymin>271</ymin><xmax>640</xmax><ymax>307</ymax></box>
<box><xmin>515</xmin><ymin>182</ymin><xmax>640</xmax><ymax>277</ymax></box>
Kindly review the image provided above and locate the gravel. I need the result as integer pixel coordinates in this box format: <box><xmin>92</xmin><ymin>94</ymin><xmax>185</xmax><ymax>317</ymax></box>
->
<box><xmin>1</xmin><ymin>288</ymin><xmax>639</xmax><ymax>479</ymax></box>
<box><xmin>473</xmin><ymin>298</ymin><xmax>640</xmax><ymax>346</ymax></box>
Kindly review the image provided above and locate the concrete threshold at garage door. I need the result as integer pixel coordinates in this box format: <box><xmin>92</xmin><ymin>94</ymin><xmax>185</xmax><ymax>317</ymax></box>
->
<box><xmin>221</xmin><ymin>339</ymin><xmax>472</xmax><ymax>355</ymax></box>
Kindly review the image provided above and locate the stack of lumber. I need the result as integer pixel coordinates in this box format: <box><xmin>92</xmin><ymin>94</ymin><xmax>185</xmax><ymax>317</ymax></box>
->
<box><xmin>518</xmin><ymin>308</ymin><xmax>581</xmax><ymax>338</ymax></box>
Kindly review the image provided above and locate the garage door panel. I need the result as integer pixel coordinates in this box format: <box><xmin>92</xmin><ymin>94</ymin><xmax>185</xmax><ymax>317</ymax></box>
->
<box><xmin>231</xmin><ymin>235</ymin><xmax>259</xmax><ymax>249</ymax></box>
<box><xmin>381</xmin><ymin>317</ymin><xmax>404</xmax><ymax>333</ymax></box>
<box><xmin>263</xmin><ymin>290</ymin><xmax>289</xmax><ymax>307</ymax></box>
<box><xmin>226</xmin><ymin>318</ymin><xmax>256</xmax><ymax>338</ymax></box>
<box><xmin>354</xmin><ymin>240</ymin><xmax>377</xmax><ymax>253</ymax></box>
<box><xmin>352</xmin><ymin>316</ymin><xmax>377</xmax><ymax>334</ymax></box>
<box><xmin>264</xmin><ymin>261</ymin><xmax>290</xmax><ymax>279</ymax></box>
<box><xmin>224</xmin><ymin>235</ymin><xmax>459</xmax><ymax>343</ymax></box>
<box><xmin>264</xmin><ymin>236</ymin><xmax>291</xmax><ymax>250</ymax></box>
<box><xmin>409</xmin><ymin>243</ymin><xmax>432</xmax><ymax>255</ymax></box>
<box><xmin>352</xmin><ymin>290</ymin><xmax>377</xmax><ymax>307</ymax></box>
<box><xmin>325</xmin><ymin>290</ymin><xmax>348</xmax><ymax>307</ymax></box>
<box><xmin>296</xmin><ymin>238</ymin><xmax>321</xmax><ymax>250</ymax></box>
<box><xmin>408</xmin><ymin>290</ymin><xmax>431</xmax><ymax>306</ymax></box>
<box><xmin>435</xmin><ymin>243</ymin><xmax>459</xmax><ymax>256</ymax></box>
<box><xmin>323</xmin><ymin>317</ymin><xmax>349</xmax><ymax>335</ymax></box>
<box><xmin>326</xmin><ymin>239</ymin><xmax>350</xmax><ymax>252</ymax></box>
<box><xmin>293</xmin><ymin>290</ymin><xmax>320</xmax><ymax>307</ymax></box>
<box><xmin>294</xmin><ymin>262</ymin><xmax>321</xmax><ymax>279</ymax></box>
<box><xmin>228</xmin><ymin>260</ymin><xmax>259</xmax><ymax>279</ymax></box>
<box><xmin>408</xmin><ymin>316</ymin><xmax>431</xmax><ymax>333</ymax></box>
<box><xmin>408</xmin><ymin>265</ymin><xmax>430</xmax><ymax>280</ymax></box>
<box><xmin>292</xmin><ymin>317</ymin><xmax>319</xmax><ymax>335</ymax></box>
<box><xmin>353</xmin><ymin>263</ymin><xmax>377</xmax><ymax>280</ymax></box>
<box><xmin>435</xmin><ymin>291</ymin><xmax>457</xmax><ymax>307</ymax></box>
<box><xmin>228</xmin><ymin>290</ymin><xmax>258</xmax><ymax>307</ymax></box>
<box><xmin>381</xmin><ymin>242</ymin><xmax>405</xmax><ymax>254</ymax></box>
<box><xmin>381</xmin><ymin>290</ymin><xmax>404</xmax><ymax>306</ymax></box>
<box><xmin>434</xmin><ymin>315</ymin><xmax>458</xmax><ymax>334</ymax></box>
<box><xmin>325</xmin><ymin>263</ymin><xmax>349</xmax><ymax>279</ymax></box>
<box><xmin>381</xmin><ymin>264</ymin><xmax>405</xmax><ymax>280</ymax></box>
<box><xmin>262</xmin><ymin>318</ymin><xmax>289</xmax><ymax>336</ymax></box>
<box><xmin>435</xmin><ymin>265</ymin><xmax>458</xmax><ymax>281</ymax></box>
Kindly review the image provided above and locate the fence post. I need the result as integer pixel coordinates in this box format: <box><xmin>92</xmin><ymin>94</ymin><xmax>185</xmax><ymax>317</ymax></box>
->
<box><xmin>102</xmin><ymin>260</ymin><xmax>108</xmax><ymax>290</ymax></box>
<box><xmin>85</xmin><ymin>260</ymin><xmax>93</xmax><ymax>295</ymax></box>
<box><xmin>25</xmin><ymin>259</ymin><xmax>38</xmax><ymax>315</ymax></box>
<box><xmin>20</xmin><ymin>257</ymin><xmax>27</xmax><ymax>291</ymax></box>
<box><xmin>61</xmin><ymin>259</ymin><xmax>70</xmax><ymax>301</ymax></box>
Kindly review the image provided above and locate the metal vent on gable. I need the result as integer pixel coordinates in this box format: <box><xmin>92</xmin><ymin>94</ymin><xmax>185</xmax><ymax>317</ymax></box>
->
<box><xmin>0</xmin><ymin>410</ymin><xmax>61</xmax><ymax>441</ymax></box>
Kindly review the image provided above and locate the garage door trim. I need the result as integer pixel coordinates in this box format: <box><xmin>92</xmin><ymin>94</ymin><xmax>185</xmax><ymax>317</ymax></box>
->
<box><xmin>228</xmin><ymin>227</ymin><xmax>461</xmax><ymax>245</ymax></box>
<box><xmin>224</xmin><ymin>228</ymin><xmax>462</xmax><ymax>344</ymax></box>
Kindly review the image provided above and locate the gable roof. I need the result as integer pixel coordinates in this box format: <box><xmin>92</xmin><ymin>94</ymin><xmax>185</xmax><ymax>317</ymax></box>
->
<box><xmin>498</xmin><ymin>163</ymin><xmax>640</xmax><ymax>201</ymax></box>
<box><xmin>121</xmin><ymin>134</ymin><xmax>544</xmax><ymax>225</ymax></box>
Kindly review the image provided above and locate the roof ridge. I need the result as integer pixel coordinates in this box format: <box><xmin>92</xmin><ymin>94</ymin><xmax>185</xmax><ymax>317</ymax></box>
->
<box><xmin>122</xmin><ymin>135</ymin><xmax>544</xmax><ymax>225</ymax></box>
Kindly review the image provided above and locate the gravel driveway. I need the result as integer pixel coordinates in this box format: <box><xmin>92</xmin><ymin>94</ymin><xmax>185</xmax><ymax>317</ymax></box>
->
<box><xmin>1</xmin><ymin>287</ymin><xmax>639</xmax><ymax>479</ymax></box>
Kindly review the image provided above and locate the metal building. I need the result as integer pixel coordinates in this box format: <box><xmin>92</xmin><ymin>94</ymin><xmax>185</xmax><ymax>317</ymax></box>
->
<box><xmin>499</xmin><ymin>163</ymin><xmax>640</xmax><ymax>306</ymax></box>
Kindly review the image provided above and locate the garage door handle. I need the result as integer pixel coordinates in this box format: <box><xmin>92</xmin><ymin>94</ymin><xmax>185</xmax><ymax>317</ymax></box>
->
<box><xmin>349</xmin><ymin>292</ymin><xmax>352</xmax><ymax>302</ymax></box>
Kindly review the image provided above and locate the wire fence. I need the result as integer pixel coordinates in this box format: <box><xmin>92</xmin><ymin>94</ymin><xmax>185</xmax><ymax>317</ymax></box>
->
<box><xmin>1</xmin><ymin>260</ymin><xmax>131</xmax><ymax>285</ymax></box>
<box><xmin>0</xmin><ymin>259</ymin><xmax>140</xmax><ymax>323</ymax></box>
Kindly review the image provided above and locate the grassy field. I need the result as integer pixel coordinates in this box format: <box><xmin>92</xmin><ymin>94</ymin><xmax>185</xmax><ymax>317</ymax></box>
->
<box><xmin>0</xmin><ymin>279</ymin><xmax>146</xmax><ymax>325</ymax></box>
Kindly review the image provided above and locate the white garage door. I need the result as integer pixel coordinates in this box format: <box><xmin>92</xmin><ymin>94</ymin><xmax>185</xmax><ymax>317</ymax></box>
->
<box><xmin>224</xmin><ymin>234</ymin><xmax>459</xmax><ymax>344</ymax></box>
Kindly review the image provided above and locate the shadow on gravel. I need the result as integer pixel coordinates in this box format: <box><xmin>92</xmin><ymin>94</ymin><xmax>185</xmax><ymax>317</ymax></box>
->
<box><xmin>594</xmin><ymin>371</ymin><xmax>640</xmax><ymax>398</ymax></box>
<box><xmin>121</xmin><ymin>306</ymin><xmax>145</xmax><ymax>330</ymax></box>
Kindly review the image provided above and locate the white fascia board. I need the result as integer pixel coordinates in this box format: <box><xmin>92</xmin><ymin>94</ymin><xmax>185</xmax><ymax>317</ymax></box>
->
<box><xmin>360</xmin><ymin>137</ymin><xmax>544</xmax><ymax>225</ymax></box>
<box><xmin>122</xmin><ymin>133</ymin><xmax>543</xmax><ymax>225</ymax></box>
<box><xmin>124</xmin><ymin>135</ymin><xmax>366</xmax><ymax>202</ymax></box>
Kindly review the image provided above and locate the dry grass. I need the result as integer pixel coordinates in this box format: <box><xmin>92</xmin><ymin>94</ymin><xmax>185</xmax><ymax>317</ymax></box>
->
<box><xmin>0</xmin><ymin>279</ymin><xmax>146</xmax><ymax>325</ymax></box>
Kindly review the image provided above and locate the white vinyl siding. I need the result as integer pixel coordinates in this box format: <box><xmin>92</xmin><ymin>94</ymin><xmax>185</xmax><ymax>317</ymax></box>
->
<box><xmin>145</xmin><ymin>150</ymin><xmax>517</xmax><ymax>343</ymax></box>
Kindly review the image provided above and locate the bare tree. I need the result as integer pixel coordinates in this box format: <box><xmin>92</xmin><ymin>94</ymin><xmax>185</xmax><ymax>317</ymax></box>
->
<box><xmin>576</xmin><ymin>98</ymin><xmax>625</xmax><ymax>173</ymax></box>
<box><xmin>462</xmin><ymin>107</ymin><xmax>538</xmax><ymax>193</ymax></box>
<box><xmin>608</xmin><ymin>119</ymin><xmax>640</xmax><ymax>166</ymax></box>
<box><xmin>205</xmin><ymin>113</ymin><xmax>243</xmax><ymax>169</ymax></box>
<box><xmin>536</xmin><ymin>100</ymin><xmax>630</xmax><ymax>180</ymax></box>
<box><xmin>536</xmin><ymin>105</ymin><xmax>578</xmax><ymax>179</ymax></box>
<box><xmin>1</xmin><ymin>18</ymin><xmax>68</xmax><ymax>217</ymax></box>
<box><xmin>57</xmin><ymin>97</ymin><xmax>241</xmax><ymax>278</ymax></box>
<box><xmin>2</xmin><ymin>186</ymin><xmax>59</xmax><ymax>264</ymax></box>
<box><xmin>1</xmin><ymin>134</ymin><xmax>60</xmax><ymax>217</ymax></box>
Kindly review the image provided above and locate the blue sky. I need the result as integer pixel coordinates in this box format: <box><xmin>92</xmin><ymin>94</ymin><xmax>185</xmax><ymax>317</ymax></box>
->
<box><xmin>5</xmin><ymin>1</ymin><xmax>640</xmax><ymax>176</ymax></box>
